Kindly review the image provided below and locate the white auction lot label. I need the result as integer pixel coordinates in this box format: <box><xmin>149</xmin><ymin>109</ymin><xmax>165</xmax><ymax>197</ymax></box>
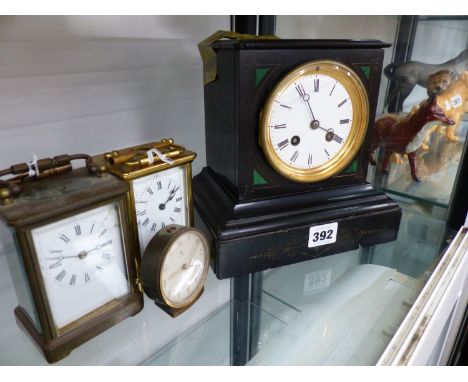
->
<box><xmin>308</xmin><ymin>222</ymin><xmax>338</xmax><ymax>248</ymax></box>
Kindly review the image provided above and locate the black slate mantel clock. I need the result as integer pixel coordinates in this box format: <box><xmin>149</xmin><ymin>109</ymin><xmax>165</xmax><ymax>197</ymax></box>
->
<box><xmin>193</xmin><ymin>38</ymin><xmax>402</xmax><ymax>279</ymax></box>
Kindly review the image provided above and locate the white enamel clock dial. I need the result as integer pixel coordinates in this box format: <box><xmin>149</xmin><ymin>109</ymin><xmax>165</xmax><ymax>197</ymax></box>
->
<box><xmin>32</xmin><ymin>203</ymin><xmax>130</xmax><ymax>329</ymax></box>
<box><xmin>160</xmin><ymin>228</ymin><xmax>209</xmax><ymax>307</ymax></box>
<box><xmin>269</xmin><ymin>74</ymin><xmax>353</xmax><ymax>168</ymax></box>
<box><xmin>259</xmin><ymin>60</ymin><xmax>369</xmax><ymax>183</ymax></box>
<box><xmin>132</xmin><ymin>166</ymin><xmax>188</xmax><ymax>252</ymax></box>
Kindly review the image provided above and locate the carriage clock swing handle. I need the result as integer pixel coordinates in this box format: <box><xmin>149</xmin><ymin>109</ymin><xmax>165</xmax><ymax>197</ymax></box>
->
<box><xmin>104</xmin><ymin>138</ymin><xmax>186</xmax><ymax>170</ymax></box>
<box><xmin>0</xmin><ymin>154</ymin><xmax>105</xmax><ymax>205</ymax></box>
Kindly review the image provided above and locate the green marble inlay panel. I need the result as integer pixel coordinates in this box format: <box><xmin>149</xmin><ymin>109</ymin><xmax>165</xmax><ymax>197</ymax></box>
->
<box><xmin>253</xmin><ymin>168</ymin><xmax>268</xmax><ymax>185</ymax></box>
<box><xmin>256</xmin><ymin>68</ymin><xmax>270</xmax><ymax>87</ymax></box>
<box><xmin>359</xmin><ymin>65</ymin><xmax>370</xmax><ymax>80</ymax></box>
<box><xmin>344</xmin><ymin>160</ymin><xmax>358</xmax><ymax>174</ymax></box>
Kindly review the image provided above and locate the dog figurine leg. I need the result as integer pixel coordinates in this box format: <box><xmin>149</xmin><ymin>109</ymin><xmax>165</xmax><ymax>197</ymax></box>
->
<box><xmin>369</xmin><ymin>153</ymin><xmax>376</xmax><ymax>166</ymax></box>
<box><xmin>407</xmin><ymin>151</ymin><xmax>421</xmax><ymax>182</ymax></box>
<box><xmin>445</xmin><ymin>120</ymin><xmax>460</xmax><ymax>142</ymax></box>
<box><xmin>382</xmin><ymin>150</ymin><xmax>393</xmax><ymax>175</ymax></box>
<box><xmin>421</xmin><ymin>130</ymin><xmax>433</xmax><ymax>151</ymax></box>
<box><xmin>391</xmin><ymin>153</ymin><xmax>404</xmax><ymax>164</ymax></box>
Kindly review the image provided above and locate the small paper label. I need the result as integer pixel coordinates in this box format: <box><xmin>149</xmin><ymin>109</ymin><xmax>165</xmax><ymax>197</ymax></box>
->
<box><xmin>451</xmin><ymin>95</ymin><xmax>462</xmax><ymax>108</ymax></box>
<box><xmin>304</xmin><ymin>269</ymin><xmax>332</xmax><ymax>294</ymax></box>
<box><xmin>444</xmin><ymin>100</ymin><xmax>452</xmax><ymax>111</ymax></box>
<box><xmin>308</xmin><ymin>222</ymin><xmax>338</xmax><ymax>248</ymax></box>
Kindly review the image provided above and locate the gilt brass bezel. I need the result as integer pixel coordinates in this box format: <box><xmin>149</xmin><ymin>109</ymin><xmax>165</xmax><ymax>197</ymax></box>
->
<box><xmin>259</xmin><ymin>60</ymin><xmax>369</xmax><ymax>183</ymax></box>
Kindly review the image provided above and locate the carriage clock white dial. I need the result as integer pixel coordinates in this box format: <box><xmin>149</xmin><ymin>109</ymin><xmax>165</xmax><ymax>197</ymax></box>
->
<box><xmin>259</xmin><ymin>60</ymin><xmax>369</xmax><ymax>183</ymax></box>
<box><xmin>32</xmin><ymin>203</ymin><xmax>130</xmax><ymax>329</ymax></box>
<box><xmin>159</xmin><ymin>226</ymin><xmax>209</xmax><ymax>307</ymax></box>
<box><xmin>132</xmin><ymin>166</ymin><xmax>188</xmax><ymax>252</ymax></box>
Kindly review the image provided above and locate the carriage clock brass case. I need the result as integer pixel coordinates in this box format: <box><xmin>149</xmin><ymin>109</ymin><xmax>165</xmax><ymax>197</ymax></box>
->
<box><xmin>0</xmin><ymin>155</ymin><xmax>143</xmax><ymax>363</ymax></box>
<box><xmin>99</xmin><ymin>138</ymin><xmax>196</xmax><ymax>255</ymax></box>
<box><xmin>97</xmin><ymin>139</ymin><xmax>197</xmax><ymax>302</ymax></box>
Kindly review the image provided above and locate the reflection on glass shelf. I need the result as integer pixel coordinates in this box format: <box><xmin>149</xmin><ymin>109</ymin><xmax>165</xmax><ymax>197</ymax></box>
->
<box><xmin>247</xmin><ymin>206</ymin><xmax>454</xmax><ymax>366</ymax></box>
<box><xmin>381</xmin><ymin>122</ymin><xmax>466</xmax><ymax>208</ymax></box>
<box><xmin>142</xmin><ymin>300</ymin><xmax>290</xmax><ymax>366</ymax></box>
<box><xmin>369</xmin><ymin>206</ymin><xmax>448</xmax><ymax>278</ymax></box>
<box><xmin>249</xmin><ymin>262</ymin><xmax>422</xmax><ymax>366</ymax></box>
<box><xmin>142</xmin><ymin>303</ymin><xmax>231</xmax><ymax>365</ymax></box>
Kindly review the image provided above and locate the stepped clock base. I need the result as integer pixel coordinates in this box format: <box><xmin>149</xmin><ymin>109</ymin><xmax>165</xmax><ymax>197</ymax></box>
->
<box><xmin>193</xmin><ymin>167</ymin><xmax>402</xmax><ymax>280</ymax></box>
<box><xmin>14</xmin><ymin>295</ymin><xmax>143</xmax><ymax>363</ymax></box>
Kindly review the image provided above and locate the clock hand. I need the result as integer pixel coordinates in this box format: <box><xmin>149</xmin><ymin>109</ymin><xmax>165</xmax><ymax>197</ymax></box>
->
<box><xmin>310</xmin><ymin>120</ymin><xmax>327</xmax><ymax>132</ymax></box>
<box><xmin>46</xmin><ymin>255</ymin><xmax>78</xmax><ymax>261</ymax></box>
<box><xmin>159</xmin><ymin>185</ymin><xmax>180</xmax><ymax>210</ymax></box>
<box><xmin>320</xmin><ymin>127</ymin><xmax>344</xmax><ymax>143</ymax></box>
<box><xmin>87</xmin><ymin>240</ymin><xmax>113</xmax><ymax>254</ymax></box>
<box><xmin>168</xmin><ymin>265</ymin><xmax>184</xmax><ymax>278</ymax></box>
<box><xmin>46</xmin><ymin>241</ymin><xmax>113</xmax><ymax>262</ymax></box>
<box><xmin>295</xmin><ymin>83</ymin><xmax>316</xmax><ymax>121</ymax></box>
<box><xmin>168</xmin><ymin>262</ymin><xmax>197</xmax><ymax>278</ymax></box>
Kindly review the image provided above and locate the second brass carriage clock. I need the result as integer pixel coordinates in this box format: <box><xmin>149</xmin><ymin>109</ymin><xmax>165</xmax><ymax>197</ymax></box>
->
<box><xmin>98</xmin><ymin>139</ymin><xmax>209</xmax><ymax>316</ymax></box>
<box><xmin>100</xmin><ymin>139</ymin><xmax>196</xmax><ymax>255</ymax></box>
<box><xmin>194</xmin><ymin>35</ymin><xmax>402</xmax><ymax>279</ymax></box>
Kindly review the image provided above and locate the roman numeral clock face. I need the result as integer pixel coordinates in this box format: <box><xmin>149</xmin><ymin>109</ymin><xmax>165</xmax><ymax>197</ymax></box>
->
<box><xmin>132</xmin><ymin>166</ymin><xmax>188</xmax><ymax>253</ymax></box>
<box><xmin>259</xmin><ymin>60</ymin><xmax>369</xmax><ymax>183</ymax></box>
<box><xmin>31</xmin><ymin>203</ymin><xmax>130</xmax><ymax>329</ymax></box>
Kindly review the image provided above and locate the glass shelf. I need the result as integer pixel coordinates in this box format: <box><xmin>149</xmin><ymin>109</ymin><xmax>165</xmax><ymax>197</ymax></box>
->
<box><xmin>142</xmin><ymin>300</ymin><xmax>290</xmax><ymax>365</ymax></box>
<box><xmin>142</xmin><ymin>303</ymin><xmax>232</xmax><ymax>366</ymax></box>
<box><xmin>243</xmin><ymin>207</ymin><xmax>455</xmax><ymax>365</ymax></box>
<box><xmin>0</xmin><ymin>183</ymin><xmax>456</xmax><ymax>366</ymax></box>
<box><xmin>140</xmin><ymin>204</ymin><xmax>455</xmax><ymax>366</ymax></box>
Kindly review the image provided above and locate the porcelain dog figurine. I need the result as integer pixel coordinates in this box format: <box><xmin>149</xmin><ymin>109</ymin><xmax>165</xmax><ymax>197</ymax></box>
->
<box><xmin>384</xmin><ymin>49</ymin><xmax>468</xmax><ymax>109</ymax></box>
<box><xmin>423</xmin><ymin>71</ymin><xmax>468</xmax><ymax>145</ymax></box>
<box><xmin>426</xmin><ymin>69</ymin><xmax>456</xmax><ymax>96</ymax></box>
<box><xmin>369</xmin><ymin>93</ymin><xmax>455</xmax><ymax>182</ymax></box>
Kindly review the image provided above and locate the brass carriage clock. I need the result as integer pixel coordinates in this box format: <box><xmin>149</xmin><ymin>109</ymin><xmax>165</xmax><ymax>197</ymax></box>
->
<box><xmin>99</xmin><ymin>139</ymin><xmax>195</xmax><ymax>255</ymax></box>
<box><xmin>0</xmin><ymin>155</ymin><xmax>143</xmax><ymax>363</ymax></box>
<box><xmin>194</xmin><ymin>34</ymin><xmax>402</xmax><ymax>279</ymax></box>
<box><xmin>97</xmin><ymin>139</ymin><xmax>209</xmax><ymax>316</ymax></box>
<box><xmin>0</xmin><ymin>146</ymin><xmax>210</xmax><ymax>362</ymax></box>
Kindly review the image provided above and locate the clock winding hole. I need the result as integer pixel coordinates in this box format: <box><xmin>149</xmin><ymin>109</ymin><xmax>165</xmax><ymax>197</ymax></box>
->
<box><xmin>291</xmin><ymin>136</ymin><xmax>301</xmax><ymax>146</ymax></box>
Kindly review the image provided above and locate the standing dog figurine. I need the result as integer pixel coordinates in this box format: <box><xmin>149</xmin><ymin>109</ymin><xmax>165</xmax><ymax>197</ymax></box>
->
<box><xmin>424</xmin><ymin>71</ymin><xmax>468</xmax><ymax>144</ymax></box>
<box><xmin>384</xmin><ymin>49</ymin><xmax>468</xmax><ymax>109</ymax></box>
<box><xmin>369</xmin><ymin>93</ymin><xmax>455</xmax><ymax>182</ymax></box>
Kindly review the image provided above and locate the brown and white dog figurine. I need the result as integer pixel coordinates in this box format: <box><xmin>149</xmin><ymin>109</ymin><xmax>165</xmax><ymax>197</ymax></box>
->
<box><xmin>369</xmin><ymin>93</ymin><xmax>455</xmax><ymax>182</ymax></box>
<box><xmin>419</xmin><ymin>70</ymin><xmax>457</xmax><ymax>150</ymax></box>
<box><xmin>425</xmin><ymin>70</ymin><xmax>468</xmax><ymax>144</ymax></box>
<box><xmin>418</xmin><ymin>70</ymin><xmax>467</xmax><ymax>149</ymax></box>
